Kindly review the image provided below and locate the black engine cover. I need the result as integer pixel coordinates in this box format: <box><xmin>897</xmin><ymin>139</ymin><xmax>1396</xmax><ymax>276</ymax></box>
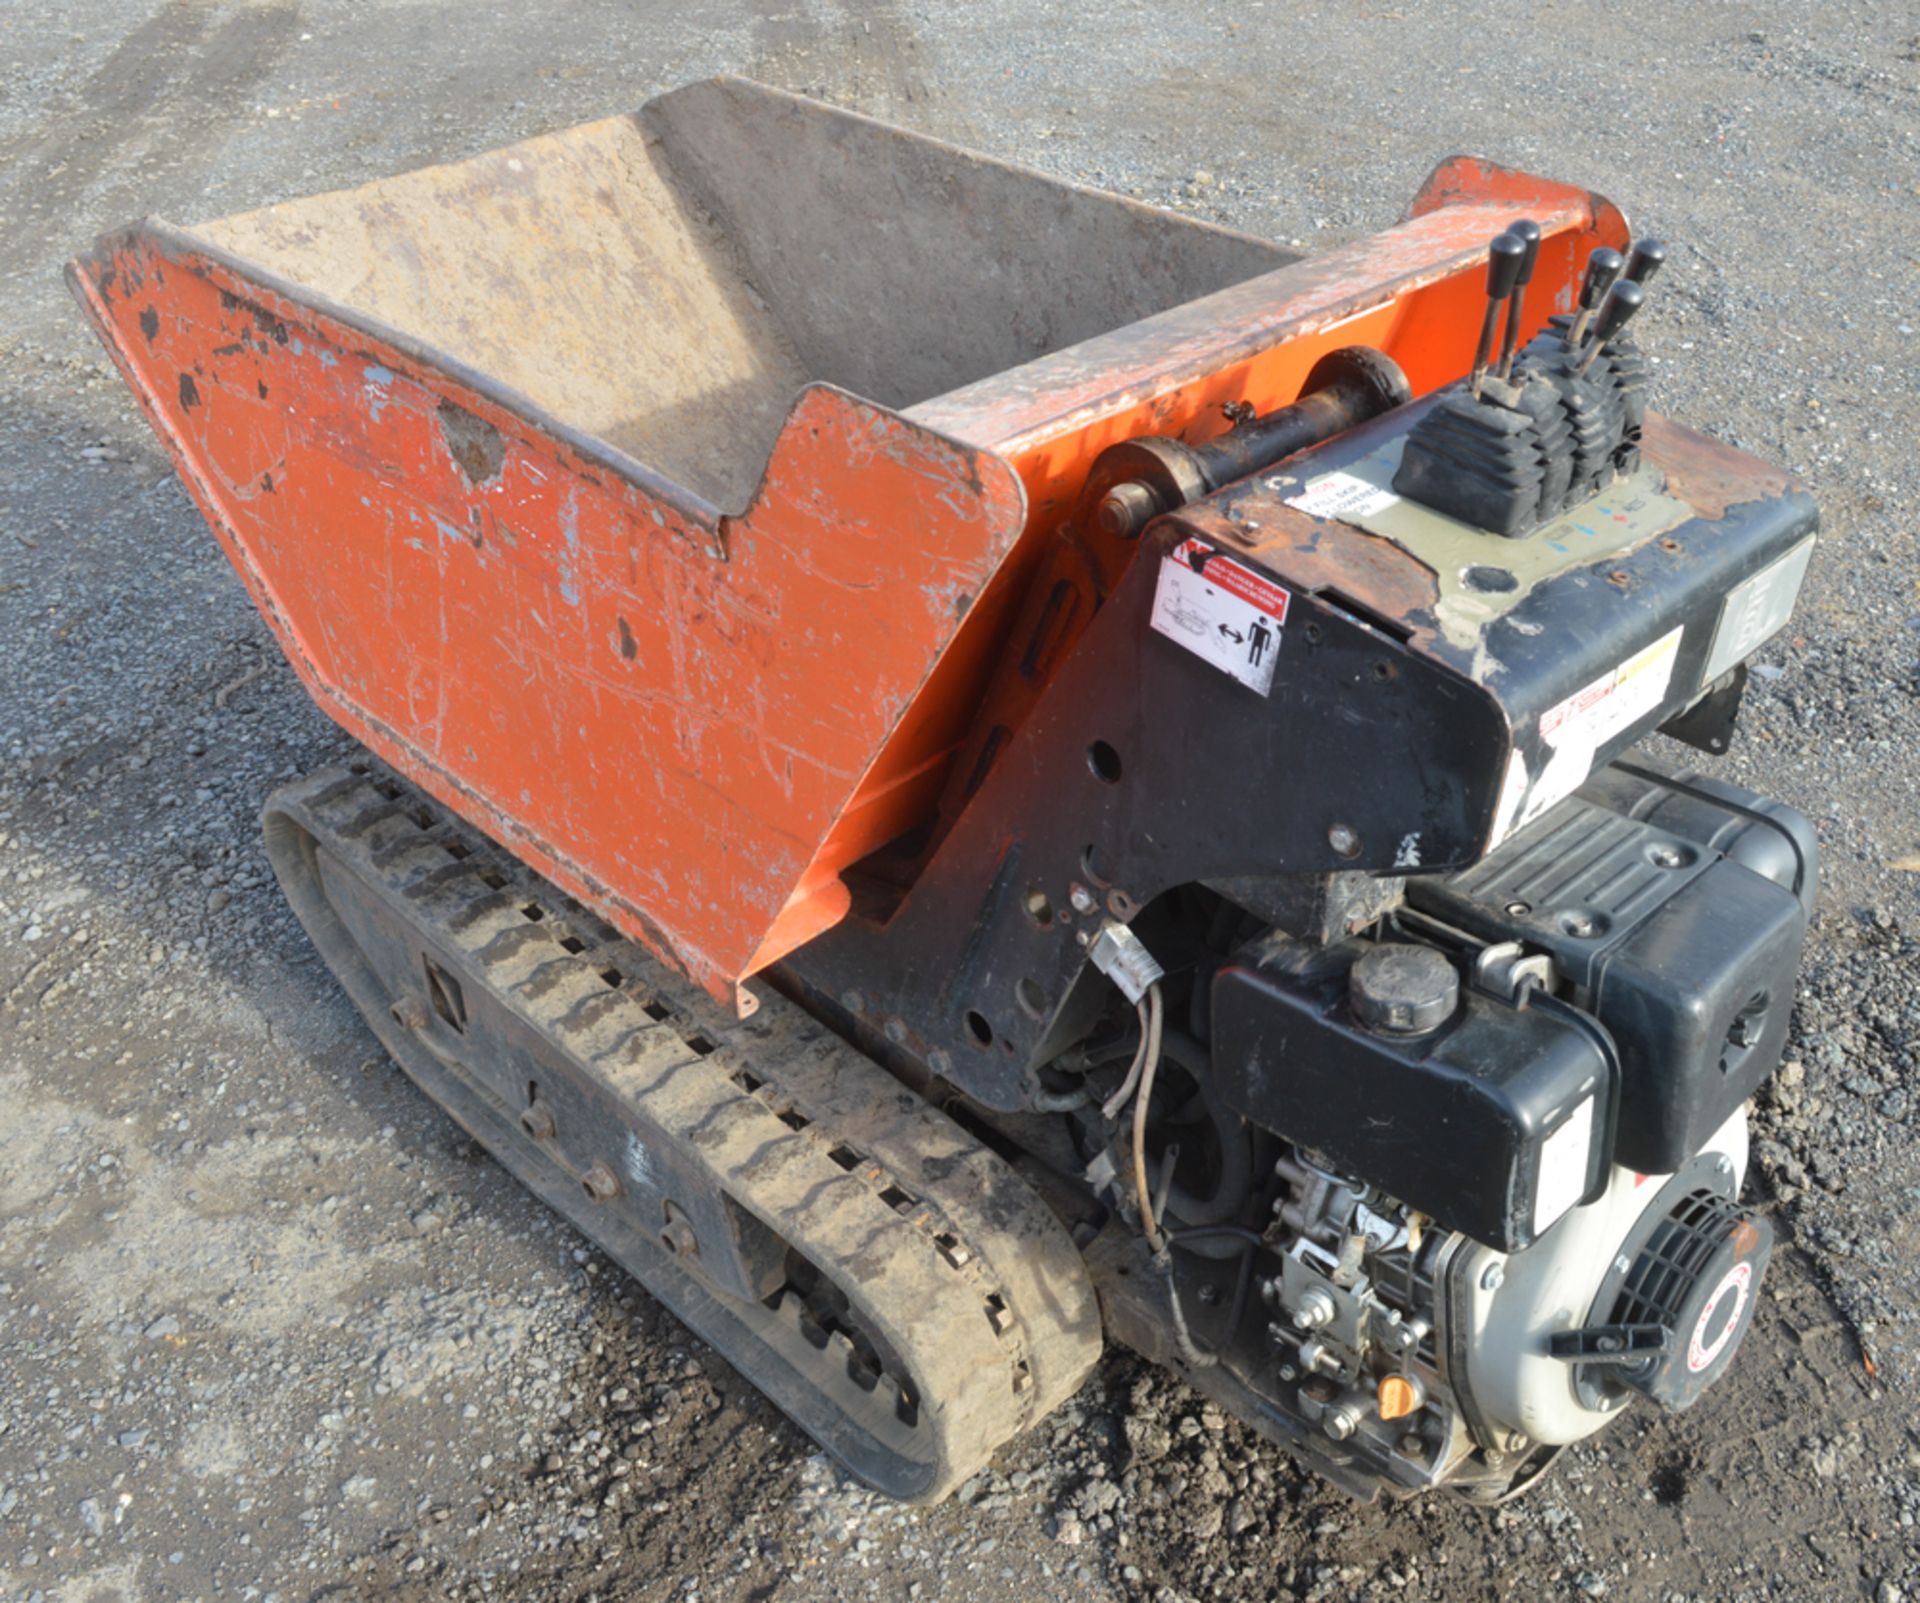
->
<box><xmin>1210</xmin><ymin>937</ymin><xmax>1618</xmax><ymax>1251</ymax></box>
<box><xmin>1410</xmin><ymin>765</ymin><xmax>1816</xmax><ymax>1173</ymax></box>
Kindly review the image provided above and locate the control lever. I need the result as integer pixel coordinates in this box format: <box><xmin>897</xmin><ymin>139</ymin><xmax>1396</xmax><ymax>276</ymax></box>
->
<box><xmin>1469</xmin><ymin>233</ymin><xmax>1527</xmax><ymax>399</ymax></box>
<box><xmin>1567</xmin><ymin>247</ymin><xmax>1625</xmax><ymax>347</ymax></box>
<box><xmin>1575</xmin><ymin>279</ymin><xmax>1646</xmax><ymax>376</ymax></box>
<box><xmin>1623</xmin><ymin>237</ymin><xmax>1667</xmax><ymax>286</ymax></box>
<box><xmin>1495</xmin><ymin>219</ymin><xmax>1542</xmax><ymax>382</ymax></box>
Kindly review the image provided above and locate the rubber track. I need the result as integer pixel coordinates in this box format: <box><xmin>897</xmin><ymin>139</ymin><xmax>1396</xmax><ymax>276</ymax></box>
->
<box><xmin>263</xmin><ymin>766</ymin><xmax>1101</xmax><ymax>1502</ymax></box>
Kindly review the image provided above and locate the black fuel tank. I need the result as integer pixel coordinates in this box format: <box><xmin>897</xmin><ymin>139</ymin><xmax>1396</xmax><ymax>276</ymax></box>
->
<box><xmin>1211</xmin><ymin>936</ymin><xmax>1619</xmax><ymax>1251</ymax></box>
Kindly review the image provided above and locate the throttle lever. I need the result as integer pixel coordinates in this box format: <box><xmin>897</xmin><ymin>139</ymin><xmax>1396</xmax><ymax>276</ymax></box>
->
<box><xmin>1568</xmin><ymin>247</ymin><xmax>1625</xmax><ymax>347</ymax></box>
<box><xmin>1495</xmin><ymin>219</ymin><xmax>1542</xmax><ymax>382</ymax></box>
<box><xmin>1469</xmin><ymin>233</ymin><xmax>1527</xmax><ymax>399</ymax></box>
<box><xmin>1575</xmin><ymin>279</ymin><xmax>1646</xmax><ymax>376</ymax></box>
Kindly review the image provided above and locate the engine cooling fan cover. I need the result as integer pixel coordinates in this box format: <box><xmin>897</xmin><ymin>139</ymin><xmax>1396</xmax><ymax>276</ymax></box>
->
<box><xmin>1608</xmin><ymin>1186</ymin><xmax>1774</xmax><ymax>1411</ymax></box>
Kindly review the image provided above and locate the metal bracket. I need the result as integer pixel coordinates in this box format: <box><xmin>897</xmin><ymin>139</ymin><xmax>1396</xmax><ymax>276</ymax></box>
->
<box><xmin>1472</xmin><ymin>940</ymin><xmax>1556</xmax><ymax>1002</ymax></box>
<box><xmin>1658</xmin><ymin>664</ymin><xmax>1747</xmax><ymax>756</ymax></box>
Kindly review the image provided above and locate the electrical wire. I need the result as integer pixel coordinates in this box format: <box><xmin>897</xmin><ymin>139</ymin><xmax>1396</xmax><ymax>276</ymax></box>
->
<box><xmin>1128</xmin><ymin>983</ymin><xmax>1167</xmax><ymax>1244</ymax></box>
<box><xmin>1165</xmin><ymin>1226</ymin><xmax>1267</xmax><ymax>1249</ymax></box>
<box><xmin>1098</xmin><ymin>994</ymin><xmax>1155</xmax><ymax>1122</ymax></box>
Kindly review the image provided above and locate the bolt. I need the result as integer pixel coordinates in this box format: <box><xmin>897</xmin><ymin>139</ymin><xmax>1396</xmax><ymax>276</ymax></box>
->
<box><xmin>390</xmin><ymin>994</ymin><xmax>428</xmax><ymax>1031</ymax></box>
<box><xmin>1197</xmin><ymin>1283</ymin><xmax>1222</xmax><ymax>1307</ymax></box>
<box><xmin>1094</xmin><ymin>481</ymin><xmax>1160</xmax><ymax>541</ymax></box>
<box><xmin>840</xmin><ymin>990</ymin><xmax>865</xmax><ymax>1015</ymax></box>
<box><xmin>1715</xmin><ymin>1153</ymin><xmax>1734</xmax><ymax>1177</ymax></box>
<box><xmin>1562</xmin><ymin>912</ymin><xmax>1596</xmax><ymax>938</ymax></box>
<box><xmin>660</xmin><ymin>1215</ymin><xmax>697</xmax><ymax>1256</ymax></box>
<box><xmin>1322</xmin><ymin>1402</ymin><xmax>1363</xmax><ymax>1442</ymax></box>
<box><xmin>1480</xmin><ymin>1261</ymin><xmax>1506</xmax><ymax>1292</ymax></box>
<box><xmin>1277</xmin><ymin>1363</ymin><xmax>1299</xmax><ymax>1381</ymax></box>
<box><xmin>520</xmin><ymin>1102</ymin><xmax>556</xmax><ymax>1142</ymax></box>
<box><xmin>1299</xmin><ymin>1342</ymin><xmax>1342</xmax><ymax>1378</ymax></box>
<box><xmin>1505</xmin><ymin>900</ymin><xmax>1532</xmax><ymax>917</ymax></box>
<box><xmin>1328</xmin><ymin>822</ymin><xmax>1361</xmax><ymax>859</ymax></box>
<box><xmin>883</xmin><ymin>1017</ymin><xmax>908</xmax><ymax>1045</ymax></box>
<box><xmin>581</xmin><ymin>1161</ymin><xmax>622</xmax><ymax>1203</ymax></box>
<box><xmin>1292</xmin><ymin>1286</ymin><xmax>1338</xmax><ymax>1330</ymax></box>
<box><xmin>1399</xmin><ymin>1432</ymin><xmax>1428</xmax><ymax>1461</ymax></box>
<box><xmin>1650</xmin><ymin>845</ymin><xmax>1685</xmax><ymax>868</ymax></box>
<box><xmin>1614</xmin><ymin>1254</ymin><xmax>1633</xmax><ymax>1276</ymax></box>
<box><xmin>1597</xmin><ymin>1334</ymin><xmax>1623</xmax><ymax>1354</ymax></box>
<box><xmin>1069</xmin><ymin>883</ymin><xmax>1098</xmax><ymax>915</ymax></box>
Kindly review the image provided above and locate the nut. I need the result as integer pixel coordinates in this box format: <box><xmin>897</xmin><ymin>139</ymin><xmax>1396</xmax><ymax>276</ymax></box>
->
<box><xmin>581</xmin><ymin>1161</ymin><xmax>622</xmax><ymax>1202</ymax></box>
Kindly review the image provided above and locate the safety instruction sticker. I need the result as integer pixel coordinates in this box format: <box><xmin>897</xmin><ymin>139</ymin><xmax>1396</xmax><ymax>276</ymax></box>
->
<box><xmin>1150</xmin><ymin>538</ymin><xmax>1291</xmax><ymax>695</ymax></box>
<box><xmin>1533</xmin><ymin>1094</ymin><xmax>1596</xmax><ymax>1235</ymax></box>
<box><xmin>1539</xmin><ymin>626</ymin><xmax>1684</xmax><ymax>750</ymax></box>
<box><xmin>1493</xmin><ymin>626</ymin><xmax>1685</xmax><ymax>843</ymax></box>
<box><xmin>1285</xmin><ymin>469</ymin><xmax>1400</xmax><ymax>523</ymax></box>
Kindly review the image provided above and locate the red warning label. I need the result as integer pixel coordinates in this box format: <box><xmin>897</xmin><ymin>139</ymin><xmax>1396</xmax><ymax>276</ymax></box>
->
<box><xmin>1149</xmin><ymin>539</ymin><xmax>1292</xmax><ymax>695</ymax></box>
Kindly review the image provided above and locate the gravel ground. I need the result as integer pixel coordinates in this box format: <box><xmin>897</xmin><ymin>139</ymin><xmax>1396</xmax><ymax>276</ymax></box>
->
<box><xmin>2</xmin><ymin>3</ymin><xmax>1918</xmax><ymax>1601</ymax></box>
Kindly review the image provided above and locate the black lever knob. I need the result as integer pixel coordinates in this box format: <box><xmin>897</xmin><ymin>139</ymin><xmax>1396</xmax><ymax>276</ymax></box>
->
<box><xmin>1509</xmin><ymin>219</ymin><xmax>1543</xmax><ymax>283</ymax></box>
<box><xmin>1569</xmin><ymin>247</ymin><xmax>1626</xmax><ymax>346</ymax></box>
<box><xmin>1576</xmin><ymin>279</ymin><xmax>1646</xmax><ymax>375</ymax></box>
<box><xmin>1624</xmin><ymin>238</ymin><xmax>1667</xmax><ymax>286</ymax></box>
<box><xmin>1484</xmin><ymin>231</ymin><xmax>1527</xmax><ymax>300</ymax></box>
<box><xmin>1496</xmin><ymin>219</ymin><xmax>1543</xmax><ymax>380</ymax></box>
<box><xmin>1470</xmin><ymin>233</ymin><xmax>1527</xmax><ymax>396</ymax></box>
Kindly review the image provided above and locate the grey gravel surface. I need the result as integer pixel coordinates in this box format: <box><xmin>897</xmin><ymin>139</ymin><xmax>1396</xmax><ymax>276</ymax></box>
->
<box><xmin>3</xmin><ymin>3</ymin><xmax>1919</xmax><ymax>1601</ymax></box>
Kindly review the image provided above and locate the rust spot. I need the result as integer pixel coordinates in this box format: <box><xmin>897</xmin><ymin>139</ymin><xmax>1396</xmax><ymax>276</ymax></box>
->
<box><xmin>138</xmin><ymin>305</ymin><xmax>159</xmax><ymax>343</ymax></box>
<box><xmin>250</xmin><ymin>304</ymin><xmax>290</xmax><ymax>346</ymax></box>
<box><xmin>257</xmin><ymin>380</ymin><xmax>269</xmax><ymax>400</ymax></box>
<box><xmin>437</xmin><ymin>400</ymin><xmax>505</xmax><ymax>484</ymax></box>
<box><xmin>617</xmin><ymin>617</ymin><xmax>638</xmax><ymax>660</ymax></box>
<box><xmin>178</xmin><ymin>372</ymin><xmax>200</xmax><ymax>411</ymax></box>
<box><xmin>1642</xmin><ymin>414</ymin><xmax>1796</xmax><ymax>517</ymax></box>
<box><xmin>261</xmin><ymin>472</ymin><xmax>274</xmax><ymax>494</ymax></box>
<box><xmin>1608</xmin><ymin>569</ymin><xmax>1632</xmax><ymax>588</ymax></box>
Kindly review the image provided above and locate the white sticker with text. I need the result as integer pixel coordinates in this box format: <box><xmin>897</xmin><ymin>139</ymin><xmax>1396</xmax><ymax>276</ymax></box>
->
<box><xmin>1515</xmin><ymin>627</ymin><xmax>1685</xmax><ymax>831</ymax></box>
<box><xmin>1285</xmin><ymin>469</ymin><xmax>1400</xmax><ymax>523</ymax></box>
<box><xmin>1150</xmin><ymin>538</ymin><xmax>1292</xmax><ymax>696</ymax></box>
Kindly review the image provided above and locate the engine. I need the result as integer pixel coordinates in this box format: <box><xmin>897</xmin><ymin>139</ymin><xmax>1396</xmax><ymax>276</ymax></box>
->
<box><xmin>1016</xmin><ymin>237</ymin><xmax>1818</xmax><ymax>1499</ymax></box>
<box><xmin>1066</xmin><ymin>748</ymin><xmax>1812</xmax><ymax>1502</ymax></box>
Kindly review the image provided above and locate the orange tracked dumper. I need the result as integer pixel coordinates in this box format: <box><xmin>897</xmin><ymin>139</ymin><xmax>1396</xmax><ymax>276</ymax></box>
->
<box><xmin>73</xmin><ymin>78</ymin><xmax>1817</xmax><ymax>1501</ymax></box>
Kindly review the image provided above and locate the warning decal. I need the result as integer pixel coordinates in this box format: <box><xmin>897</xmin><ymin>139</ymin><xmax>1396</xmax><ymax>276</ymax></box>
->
<box><xmin>1285</xmin><ymin>469</ymin><xmax>1400</xmax><ymax>523</ymax></box>
<box><xmin>1149</xmin><ymin>538</ymin><xmax>1291</xmax><ymax>695</ymax></box>
<box><xmin>1539</xmin><ymin>626</ymin><xmax>1684</xmax><ymax>749</ymax></box>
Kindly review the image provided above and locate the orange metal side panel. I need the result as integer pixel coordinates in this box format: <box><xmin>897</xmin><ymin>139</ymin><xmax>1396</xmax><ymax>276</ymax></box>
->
<box><xmin>71</xmin><ymin>154</ymin><xmax>1626</xmax><ymax>1009</ymax></box>
<box><xmin>69</xmin><ymin>229</ymin><xmax>1026</xmax><ymax>1005</ymax></box>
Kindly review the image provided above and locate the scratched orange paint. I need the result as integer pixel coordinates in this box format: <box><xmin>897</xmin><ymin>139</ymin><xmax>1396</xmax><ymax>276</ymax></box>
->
<box><xmin>69</xmin><ymin>157</ymin><xmax>1625</xmax><ymax>1007</ymax></box>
